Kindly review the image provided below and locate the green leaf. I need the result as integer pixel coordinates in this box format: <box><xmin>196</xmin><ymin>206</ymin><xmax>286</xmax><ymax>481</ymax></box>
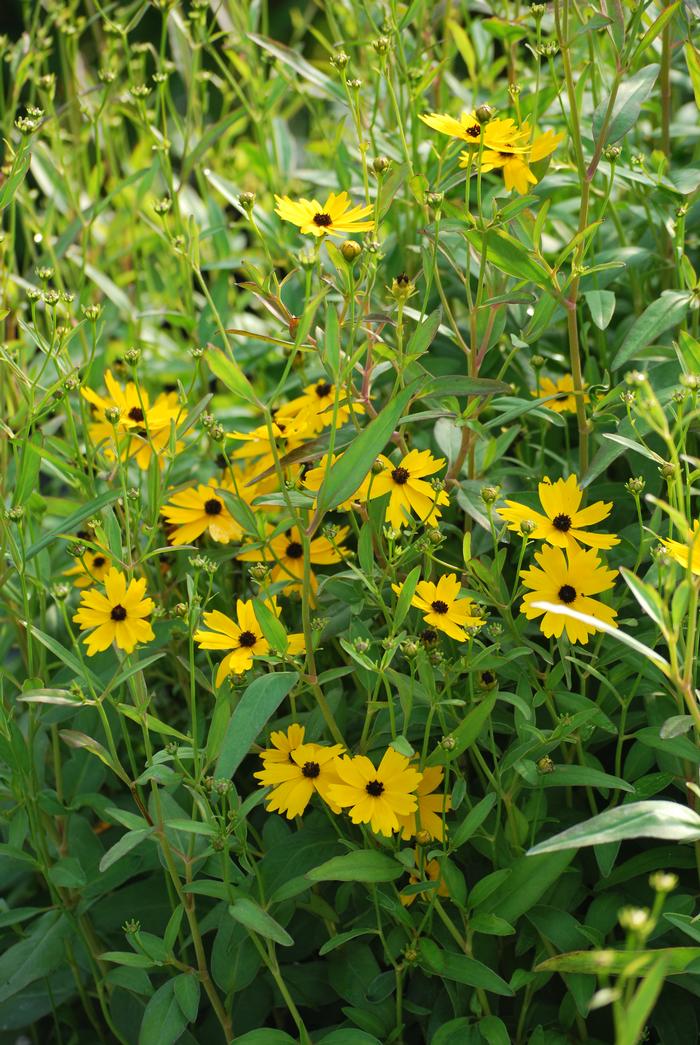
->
<box><xmin>228</xmin><ymin>898</ymin><xmax>294</xmax><ymax>947</ymax></box>
<box><xmin>619</xmin><ymin>567</ymin><xmax>668</xmax><ymax>632</ymax></box>
<box><xmin>631</xmin><ymin>3</ymin><xmax>680</xmax><ymax>63</ymax></box>
<box><xmin>318</xmin><ymin>928</ymin><xmax>380</xmax><ymax>956</ymax></box>
<box><xmin>405</xmin><ymin>309</ymin><xmax>442</xmax><ymax>358</ymax></box>
<box><xmin>422</xmin><ymin>374</ymin><xmax>511</xmax><ymax>398</ymax></box>
<box><xmin>173</xmin><ymin>972</ymin><xmax>200</xmax><ymax>1023</ymax></box>
<box><xmin>24</xmin><ymin>489</ymin><xmax>122</xmax><ymax>560</ymax></box>
<box><xmin>451</xmin><ymin>794</ymin><xmax>497</xmax><ymax>848</ymax></box>
<box><xmin>99</xmin><ymin>828</ymin><xmax>153</xmax><ymax>873</ymax></box>
<box><xmin>528</xmin><ymin>801</ymin><xmax>700</xmax><ymax>855</ymax></box>
<box><xmin>207</xmin><ymin>346</ymin><xmax>259</xmax><ymax>406</ymax></box>
<box><xmin>417</xmin><ymin>939</ymin><xmax>513</xmax><ymax>996</ymax></box>
<box><xmin>59</xmin><ymin>730</ymin><xmax>131</xmax><ymax>784</ymax></box>
<box><xmin>215</xmin><ymin>671</ymin><xmax>298</xmax><ymax>778</ymax></box>
<box><xmin>233</xmin><ymin>1033</ymin><xmax>296</xmax><ymax>1045</ymax></box>
<box><xmin>316</xmin><ymin>383</ymin><xmax>415</xmax><ymax>513</ymax></box>
<box><xmin>584</xmin><ymin>290</ymin><xmax>615</xmax><ymax>331</ymax></box>
<box><xmin>138</xmin><ymin>979</ymin><xmax>188</xmax><ymax>1045</ymax></box>
<box><xmin>478</xmin><ymin>851</ymin><xmax>574</xmax><ymax>924</ymax></box>
<box><xmin>100</xmin><ymin>951</ymin><xmax>156</xmax><ymax>968</ymax></box>
<box><xmin>427</xmin><ymin>692</ymin><xmax>497</xmax><ymax>765</ymax></box>
<box><xmin>393</xmin><ymin>566</ymin><xmax>421</xmax><ymax>630</ymax></box>
<box><xmin>612</xmin><ymin>290</ymin><xmax>690</xmax><ymax>369</ymax></box>
<box><xmin>536</xmin><ymin>948</ymin><xmax>697</xmax><ymax>976</ymax></box>
<box><xmin>306</xmin><ymin>850</ymin><xmax>403</xmax><ymax>883</ymax></box>
<box><xmin>465</xmin><ymin>229</ymin><xmax>551</xmax><ymax>287</ymax></box>
<box><xmin>249</xmin><ymin>34</ymin><xmax>347</xmax><ymax>104</ymax></box>
<box><xmin>593</xmin><ymin>65</ymin><xmax>660</xmax><ymax>146</ymax></box>
<box><xmin>479</xmin><ymin>1015</ymin><xmax>511</xmax><ymax>1045</ymax></box>
<box><xmin>0</xmin><ymin>912</ymin><xmax>72</xmax><ymax>1003</ymax></box>
<box><xmin>531</xmin><ymin>764</ymin><xmax>634</xmax><ymax>792</ymax></box>
<box><xmin>0</xmin><ymin>142</ymin><xmax>31</xmax><ymax>211</ymax></box>
<box><xmin>619</xmin><ymin>957</ymin><xmax>668</xmax><ymax>1045</ymax></box>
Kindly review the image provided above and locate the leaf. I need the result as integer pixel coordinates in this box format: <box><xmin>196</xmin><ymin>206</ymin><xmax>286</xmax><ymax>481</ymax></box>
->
<box><xmin>427</xmin><ymin>692</ymin><xmax>497</xmax><ymax>765</ymax></box>
<box><xmin>233</xmin><ymin>1034</ymin><xmax>296</xmax><ymax>1045</ymax></box>
<box><xmin>100</xmin><ymin>951</ymin><xmax>157</xmax><ymax>968</ymax></box>
<box><xmin>318</xmin><ymin>928</ymin><xmax>380</xmax><ymax>956</ymax></box>
<box><xmin>0</xmin><ymin>142</ymin><xmax>31</xmax><ymax>212</ymax></box>
<box><xmin>417</xmin><ymin>939</ymin><xmax>513</xmax><ymax>997</ymax></box>
<box><xmin>619</xmin><ymin>957</ymin><xmax>668</xmax><ymax>1045</ymax></box>
<box><xmin>465</xmin><ymin>229</ymin><xmax>551</xmax><ymax>287</ymax></box>
<box><xmin>228</xmin><ymin>898</ymin><xmax>294</xmax><ymax>947</ymax></box>
<box><xmin>612</xmin><ymin>290</ymin><xmax>690</xmax><ymax>369</ymax></box>
<box><xmin>593</xmin><ymin>65</ymin><xmax>660</xmax><ymax>146</ymax></box>
<box><xmin>24</xmin><ymin>489</ymin><xmax>123</xmax><ymax>560</ymax></box>
<box><xmin>405</xmin><ymin>309</ymin><xmax>442</xmax><ymax>358</ymax></box>
<box><xmin>173</xmin><ymin>973</ymin><xmax>200</xmax><ymax>1023</ymax></box>
<box><xmin>207</xmin><ymin>346</ymin><xmax>259</xmax><ymax>406</ymax></box>
<box><xmin>249</xmin><ymin>34</ymin><xmax>347</xmax><ymax>104</ymax></box>
<box><xmin>99</xmin><ymin>828</ymin><xmax>153</xmax><ymax>873</ymax></box>
<box><xmin>393</xmin><ymin>566</ymin><xmax>421</xmax><ymax>630</ymax></box>
<box><xmin>307</xmin><ymin>850</ymin><xmax>403</xmax><ymax>884</ymax></box>
<box><xmin>528</xmin><ymin>801</ymin><xmax>700</xmax><ymax>855</ymax></box>
<box><xmin>0</xmin><ymin>912</ymin><xmax>72</xmax><ymax>1003</ymax></box>
<box><xmin>422</xmin><ymin>374</ymin><xmax>511</xmax><ymax>397</ymax></box>
<box><xmin>631</xmin><ymin>3</ymin><xmax>680</xmax><ymax>63</ymax></box>
<box><xmin>451</xmin><ymin>794</ymin><xmax>498</xmax><ymax>848</ymax></box>
<box><xmin>619</xmin><ymin>567</ymin><xmax>667</xmax><ymax>632</ymax></box>
<box><xmin>584</xmin><ymin>290</ymin><xmax>615</xmax><ymax>331</ymax></box>
<box><xmin>536</xmin><ymin>948</ymin><xmax>698</xmax><ymax>976</ymax></box>
<box><xmin>531</xmin><ymin>764</ymin><xmax>634</xmax><ymax>792</ymax></box>
<box><xmin>138</xmin><ymin>979</ymin><xmax>188</xmax><ymax>1045</ymax></box>
<box><xmin>215</xmin><ymin>672</ymin><xmax>298</xmax><ymax>778</ymax></box>
<box><xmin>478</xmin><ymin>851</ymin><xmax>574</xmax><ymax>924</ymax></box>
<box><xmin>59</xmin><ymin>730</ymin><xmax>130</xmax><ymax>784</ymax></box>
<box><xmin>316</xmin><ymin>383</ymin><xmax>415</xmax><ymax>513</ymax></box>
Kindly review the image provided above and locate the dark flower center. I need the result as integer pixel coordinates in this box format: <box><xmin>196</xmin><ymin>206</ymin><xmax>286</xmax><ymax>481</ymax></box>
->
<box><xmin>204</xmin><ymin>498</ymin><xmax>223</xmax><ymax>516</ymax></box>
<box><xmin>558</xmin><ymin>584</ymin><xmax>577</xmax><ymax>604</ymax></box>
<box><xmin>431</xmin><ymin>600</ymin><xmax>449</xmax><ymax>614</ymax></box>
<box><xmin>128</xmin><ymin>406</ymin><xmax>145</xmax><ymax>423</ymax></box>
<box><xmin>552</xmin><ymin>513</ymin><xmax>572</xmax><ymax>532</ymax></box>
<box><xmin>286</xmin><ymin>541</ymin><xmax>303</xmax><ymax>559</ymax></box>
<box><xmin>466</xmin><ymin>124</ymin><xmax>481</xmax><ymax>138</ymax></box>
<box><xmin>238</xmin><ymin>630</ymin><xmax>257</xmax><ymax>647</ymax></box>
<box><xmin>421</xmin><ymin>628</ymin><xmax>438</xmax><ymax>645</ymax></box>
<box><xmin>396</xmin><ymin>272</ymin><xmax>410</xmax><ymax>285</ymax></box>
<box><xmin>481</xmin><ymin>671</ymin><xmax>494</xmax><ymax>685</ymax></box>
<box><xmin>391</xmin><ymin>466</ymin><xmax>410</xmax><ymax>485</ymax></box>
<box><xmin>92</xmin><ymin>556</ymin><xmax>106</xmax><ymax>568</ymax></box>
<box><xmin>365</xmin><ymin>779</ymin><xmax>384</xmax><ymax>797</ymax></box>
<box><xmin>313</xmin><ymin>212</ymin><xmax>332</xmax><ymax>227</ymax></box>
<box><xmin>110</xmin><ymin>604</ymin><xmax>127</xmax><ymax>621</ymax></box>
<box><xmin>315</xmin><ymin>382</ymin><xmax>332</xmax><ymax>398</ymax></box>
<box><xmin>302</xmin><ymin>761</ymin><xmax>320</xmax><ymax>779</ymax></box>
<box><xmin>555</xmin><ymin>392</ymin><xmax>568</xmax><ymax>401</ymax></box>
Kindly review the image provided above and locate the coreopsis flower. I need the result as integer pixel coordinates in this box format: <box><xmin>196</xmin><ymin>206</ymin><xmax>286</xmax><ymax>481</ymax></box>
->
<box><xmin>394</xmin><ymin>573</ymin><xmax>484</xmax><ymax>641</ymax></box>
<box><xmin>160</xmin><ymin>480</ymin><xmax>243</xmax><ymax>546</ymax></box>
<box><xmin>259</xmin><ymin>723</ymin><xmax>307</xmax><ymax>766</ymax></box>
<box><xmin>73</xmin><ymin>568</ymin><xmax>155</xmax><ymax>655</ymax></box>
<box><xmin>401</xmin><ymin>853</ymin><xmax>450</xmax><ymax>907</ymax></box>
<box><xmin>303</xmin><ymin>452</ymin><xmax>371</xmax><ymax>510</ymax></box>
<box><xmin>254</xmin><ymin>741</ymin><xmax>345</xmax><ymax>818</ymax></box>
<box><xmin>368</xmin><ymin>450</ymin><xmax>449</xmax><ymax>529</ymax></box>
<box><xmin>534</xmin><ymin>374</ymin><xmax>590</xmax><ymax>414</ymax></box>
<box><xmin>420</xmin><ymin>110</ymin><xmax>523</xmax><ymax>148</ymax></box>
<box><xmin>328</xmin><ymin>749</ymin><xmax>422</xmax><ymax>837</ymax></box>
<box><xmin>82</xmin><ymin>369</ymin><xmax>182</xmax><ymax>469</ymax></box>
<box><xmin>469</xmin><ymin>127</ymin><xmax>565</xmax><ymax>195</ymax></box>
<box><xmin>226</xmin><ymin>416</ymin><xmax>310</xmax><ymax>478</ymax></box>
<box><xmin>274</xmin><ymin>191</ymin><xmax>374</xmax><ymax>238</ymax></box>
<box><xmin>237</xmin><ymin>524</ymin><xmax>349</xmax><ymax>595</ymax></box>
<box><xmin>662</xmin><ymin>521</ymin><xmax>700</xmax><ymax>575</ymax></box>
<box><xmin>64</xmin><ymin>549</ymin><xmax>112</xmax><ymax>588</ymax></box>
<box><xmin>499</xmin><ymin>475</ymin><xmax>619</xmax><ymax>552</ymax></box>
<box><xmin>397</xmin><ymin>765</ymin><xmax>451</xmax><ymax>841</ymax></box>
<box><xmin>520</xmin><ymin>544</ymin><xmax>618</xmax><ymax>645</ymax></box>
<box><xmin>276</xmin><ymin>379</ymin><xmax>364</xmax><ymax>435</ymax></box>
<box><xmin>194</xmin><ymin>600</ymin><xmax>270</xmax><ymax>686</ymax></box>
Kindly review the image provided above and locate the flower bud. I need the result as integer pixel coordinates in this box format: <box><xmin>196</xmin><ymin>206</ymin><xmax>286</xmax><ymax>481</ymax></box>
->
<box><xmin>537</xmin><ymin>756</ymin><xmax>555</xmax><ymax>774</ymax></box>
<box><xmin>425</xmin><ymin>190</ymin><xmax>443</xmax><ymax>209</ymax></box>
<box><xmin>373</xmin><ymin>36</ymin><xmax>391</xmax><ymax>55</ymax></box>
<box><xmin>82</xmin><ymin>304</ymin><xmax>101</xmax><ymax>321</ymax></box>
<box><xmin>680</xmin><ymin>372</ymin><xmax>700</xmax><ymax>390</ymax></box>
<box><xmin>474</xmin><ymin>104</ymin><xmax>496</xmax><ymax>125</ymax></box>
<box><xmin>480</xmin><ymin>485</ymin><xmax>499</xmax><ymax>506</ymax></box>
<box><xmin>604</xmin><ymin>145</ymin><xmax>621</xmax><ymax>163</ymax></box>
<box><xmin>401</xmin><ymin>639</ymin><xmax>419</xmax><ymax>657</ymax></box>
<box><xmin>153</xmin><ymin>196</ymin><xmax>172</xmax><ymax>215</ymax></box>
<box><xmin>625</xmin><ymin>370</ymin><xmax>646</xmax><ymax>386</ymax></box>
<box><xmin>248</xmin><ymin>562</ymin><xmax>270</xmax><ymax>582</ymax></box>
<box><xmin>239</xmin><ymin>191</ymin><xmax>256</xmax><ymax>212</ymax></box>
<box><xmin>415</xmin><ymin>829</ymin><xmax>431</xmax><ymax>846</ymax></box>
<box><xmin>658</xmin><ymin>461</ymin><xmax>676</xmax><ymax>479</ymax></box>
<box><xmin>531</xmin><ymin>354</ymin><xmax>545</xmax><ymax>369</ymax></box>
<box><xmin>519</xmin><ymin>518</ymin><xmax>536</xmax><ymax>536</ymax></box>
<box><xmin>330</xmin><ymin>51</ymin><xmax>349</xmax><ymax>70</ymax></box>
<box><xmin>649</xmin><ymin>871</ymin><xmax>678</xmax><ymax>893</ymax></box>
<box><xmin>372</xmin><ymin>155</ymin><xmax>391</xmax><ymax>175</ymax></box>
<box><xmin>347</xmin><ymin>78</ymin><xmax>362</xmax><ymax>90</ymax></box>
<box><xmin>403</xmin><ymin>946</ymin><xmax>418</xmax><ymax>963</ymax></box>
<box><xmin>354</xmin><ymin>638</ymin><xmax>370</xmax><ymax>654</ymax></box>
<box><xmin>625</xmin><ymin>476</ymin><xmax>645</xmax><ymax>496</ymax></box>
<box><xmin>124</xmin><ymin>346</ymin><xmax>141</xmax><ymax>366</ymax></box>
<box><xmin>440</xmin><ymin>735</ymin><xmax>456</xmax><ymax>751</ymax></box>
<box><xmin>341</xmin><ymin>240</ymin><xmax>362</xmax><ymax>262</ymax></box>
<box><xmin>105</xmin><ymin>406</ymin><xmax>121</xmax><ymax>425</ymax></box>
<box><xmin>620</xmin><ymin>390</ymin><xmax>635</xmax><ymax>405</ymax></box>
<box><xmin>618</xmin><ymin>906</ymin><xmax>651</xmax><ymax>933</ymax></box>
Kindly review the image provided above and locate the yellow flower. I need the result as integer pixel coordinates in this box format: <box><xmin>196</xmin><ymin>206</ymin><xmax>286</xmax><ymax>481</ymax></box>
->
<box><xmin>662</xmin><ymin>521</ymin><xmax>700</xmax><ymax>575</ymax></box>
<box><xmin>194</xmin><ymin>600</ymin><xmax>270</xmax><ymax>686</ymax></box>
<box><xmin>397</xmin><ymin>765</ymin><xmax>451</xmax><ymax>841</ymax></box>
<box><xmin>274</xmin><ymin>191</ymin><xmax>374</xmax><ymax>238</ymax></box>
<box><xmin>303</xmin><ymin>452</ymin><xmax>371</xmax><ymax>511</ymax></box>
<box><xmin>368</xmin><ymin>449</ymin><xmax>449</xmax><ymax>529</ymax></box>
<box><xmin>82</xmin><ymin>370</ymin><xmax>182</xmax><ymax>469</ymax></box>
<box><xmin>237</xmin><ymin>524</ymin><xmax>349</xmax><ymax>596</ymax></box>
<box><xmin>226</xmin><ymin>416</ymin><xmax>310</xmax><ymax>480</ymax></box>
<box><xmin>394</xmin><ymin>573</ymin><xmax>483</xmax><ymax>642</ymax></box>
<box><xmin>499</xmin><ymin>475</ymin><xmax>619</xmax><ymax>552</ymax></box>
<box><xmin>464</xmin><ymin>126</ymin><xmax>565</xmax><ymax>194</ymax></box>
<box><xmin>534</xmin><ymin>374</ymin><xmax>590</xmax><ymax>414</ymax></box>
<box><xmin>254</xmin><ymin>741</ymin><xmax>345</xmax><ymax>818</ymax></box>
<box><xmin>328</xmin><ymin>749</ymin><xmax>422</xmax><ymax>837</ymax></box>
<box><xmin>401</xmin><ymin>853</ymin><xmax>450</xmax><ymax>907</ymax></box>
<box><xmin>64</xmin><ymin>549</ymin><xmax>112</xmax><ymax>588</ymax></box>
<box><xmin>73</xmin><ymin>567</ymin><xmax>155</xmax><ymax>656</ymax></box>
<box><xmin>420</xmin><ymin>110</ymin><xmax>523</xmax><ymax>149</ymax></box>
<box><xmin>520</xmin><ymin>544</ymin><xmax>618</xmax><ymax>645</ymax></box>
<box><xmin>259</xmin><ymin>723</ymin><xmax>307</xmax><ymax>766</ymax></box>
<box><xmin>160</xmin><ymin>480</ymin><xmax>243</xmax><ymax>546</ymax></box>
<box><xmin>276</xmin><ymin>380</ymin><xmax>364</xmax><ymax>435</ymax></box>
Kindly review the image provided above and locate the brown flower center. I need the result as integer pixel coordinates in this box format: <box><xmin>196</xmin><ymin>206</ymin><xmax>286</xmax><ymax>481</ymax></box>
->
<box><xmin>421</xmin><ymin>628</ymin><xmax>438</xmax><ymax>645</ymax></box>
<box><xmin>365</xmin><ymin>779</ymin><xmax>384</xmax><ymax>797</ymax></box>
<box><xmin>92</xmin><ymin>556</ymin><xmax>106</xmax><ymax>568</ymax></box>
<box><xmin>128</xmin><ymin>406</ymin><xmax>145</xmax><ymax>423</ymax></box>
<box><xmin>466</xmin><ymin>124</ymin><xmax>481</xmax><ymax>138</ymax></box>
<box><xmin>315</xmin><ymin>382</ymin><xmax>332</xmax><ymax>398</ymax></box>
<box><xmin>110</xmin><ymin>604</ymin><xmax>127</xmax><ymax>621</ymax></box>
<box><xmin>552</xmin><ymin>513</ymin><xmax>572</xmax><ymax>532</ymax></box>
<box><xmin>391</xmin><ymin>466</ymin><xmax>410</xmax><ymax>485</ymax></box>
<box><xmin>285</xmin><ymin>541</ymin><xmax>303</xmax><ymax>559</ymax></box>
<box><xmin>204</xmin><ymin>498</ymin><xmax>223</xmax><ymax>516</ymax></box>
<box><xmin>313</xmin><ymin>212</ymin><xmax>332</xmax><ymax>227</ymax></box>
<box><xmin>431</xmin><ymin>600</ymin><xmax>449</xmax><ymax>614</ymax></box>
<box><xmin>302</xmin><ymin>761</ymin><xmax>320</xmax><ymax>779</ymax></box>
<box><xmin>558</xmin><ymin>584</ymin><xmax>577</xmax><ymax>604</ymax></box>
<box><xmin>238</xmin><ymin>630</ymin><xmax>257</xmax><ymax>647</ymax></box>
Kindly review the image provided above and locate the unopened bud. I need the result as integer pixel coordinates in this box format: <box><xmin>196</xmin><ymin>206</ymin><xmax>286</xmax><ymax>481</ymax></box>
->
<box><xmin>341</xmin><ymin>240</ymin><xmax>362</xmax><ymax>262</ymax></box>
<box><xmin>372</xmin><ymin>155</ymin><xmax>391</xmax><ymax>175</ymax></box>
<box><xmin>481</xmin><ymin>485</ymin><xmax>499</xmax><ymax>506</ymax></box>
<box><xmin>425</xmin><ymin>191</ymin><xmax>443</xmax><ymax>209</ymax></box>
<box><xmin>440</xmin><ymin>735</ymin><xmax>456</xmax><ymax>751</ymax></box>
<box><xmin>618</xmin><ymin>906</ymin><xmax>651</xmax><ymax>933</ymax></box>
<box><xmin>415</xmin><ymin>829</ymin><xmax>431</xmax><ymax>846</ymax></box>
<box><xmin>474</xmin><ymin>104</ymin><xmax>496</xmax><ymax>125</ymax></box>
<box><xmin>519</xmin><ymin>518</ymin><xmax>536</xmax><ymax>536</ymax></box>
<box><xmin>330</xmin><ymin>51</ymin><xmax>349</xmax><ymax>70</ymax></box>
<box><xmin>105</xmin><ymin>406</ymin><xmax>121</xmax><ymax>425</ymax></box>
<box><xmin>537</xmin><ymin>756</ymin><xmax>555</xmax><ymax>774</ymax></box>
<box><xmin>649</xmin><ymin>871</ymin><xmax>678</xmax><ymax>893</ymax></box>
<box><xmin>239</xmin><ymin>191</ymin><xmax>256</xmax><ymax>212</ymax></box>
<box><xmin>625</xmin><ymin>476</ymin><xmax>645</xmax><ymax>496</ymax></box>
<box><xmin>658</xmin><ymin>462</ymin><xmax>676</xmax><ymax>479</ymax></box>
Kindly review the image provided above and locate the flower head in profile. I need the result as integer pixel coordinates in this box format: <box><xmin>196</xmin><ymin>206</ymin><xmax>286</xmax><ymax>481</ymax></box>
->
<box><xmin>397</xmin><ymin>765</ymin><xmax>451</xmax><ymax>841</ymax></box>
<box><xmin>254</xmin><ymin>741</ymin><xmax>344</xmax><ymax>819</ymax></box>
<box><xmin>401</xmin><ymin>851</ymin><xmax>450</xmax><ymax>907</ymax></box>
<box><xmin>368</xmin><ymin>450</ymin><xmax>449</xmax><ymax>529</ymax></box>
<box><xmin>328</xmin><ymin>748</ymin><xmax>422</xmax><ymax>837</ymax></box>
<box><xmin>520</xmin><ymin>544</ymin><xmax>618</xmax><ymax>645</ymax></box>
<box><xmin>161</xmin><ymin>480</ymin><xmax>243</xmax><ymax>546</ymax></box>
<box><xmin>238</xmin><ymin>524</ymin><xmax>349</xmax><ymax>596</ymax></box>
<box><xmin>394</xmin><ymin>573</ymin><xmax>483</xmax><ymax>641</ymax></box>
<box><xmin>73</xmin><ymin>568</ymin><xmax>155</xmax><ymax>655</ymax></box>
<box><xmin>259</xmin><ymin>723</ymin><xmax>307</xmax><ymax>766</ymax></box>
<box><xmin>274</xmin><ymin>191</ymin><xmax>374</xmax><ymax>238</ymax></box>
<box><xmin>662</xmin><ymin>521</ymin><xmax>700</xmax><ymax>576</ymax></box>
<box><xmin>194</xmin><ymin>600</ymin><xmax>270</xmax><ymax>686</ymax></box>
<box><xmin>499</xmin><ymin>475</ymin><xmax>619</xmax><ymax>551</ymax></box>
<box><xmin>82</xmin><ymin>369</ymin><xmax>182</xmax><ymax>469</ymax></box>
<box><xmin>534</xmin><ymin>374</ymin><xmax>589</xmax><ymax>414</ymax></box>
<box><xmin>64</xmin><ymin>549</ymin><xmax>112</xmax><ymax>588</ymax></box>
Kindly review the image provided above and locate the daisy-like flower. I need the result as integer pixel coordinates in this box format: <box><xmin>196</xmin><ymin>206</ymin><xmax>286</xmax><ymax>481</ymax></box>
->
<box><xmin>469</xmin><ymin>127</ymin><xmax>565</xmax><ymax>195</ymax></box>
<box><xmin>394</xmin><ymin>573</ymin><xmax>484</xmax><ymax>642</ymax></box>
<box><xmin>64</xmin><ymin>549</ymin><xmax>112</xmax><ymax>588</ymax></box>
<box><xmin>368</xmin><ymin>449</ymin><xmax>449</xmax><ymax>530</ymax></box>
<box><xmin>534</xmin><ymin>374</ymin><xmax>590</xmax><ymax>414</ymax></box>
<box><xmin>160</xmin><ymin>480</ymin><xmax>243</xmax><ymax>546</ymax></box>
<box><xmin>499</xmin><ymin>475</ymin><xmax>619</xmax><ymax>552</ymax></box>
<box><xmin>82</xmin><ymin>370</ymin><xmax>182</xmax><ymax>470</ymax></box>
<box><xmin>662</xmin><ymin>521</ymin><xmax>700</xmax><ymax>575</ymax></box>
<box><xmin>254</xmin><ymin>741</ymin><xmax>345</xmax><ymax>819</ymax></box>
<box><xmin>274</xmin><ymin>191</ymin><xmax>374</xmax><ymax>239</ymax></box>
<box><xmin>227</xmin><ymin>416</ymin><xmax>310</xmax><ymax>479</ymax></box>
<box><xmin>303</xmin><ymin>452</ymin><xmax>371</xmax><ymax>511</ymax></box>
<box><xmin>193</xmin><ymin>599</ymin><xmax>270</xmax><ymax>686</ymax></box>
<box><xmin>237</xmin><ymin>524</ymin><xmax>349</xmax><ymax>595</ymax></box>
<box><xmin>259</xmin><ymin>723</ymin><xmax>307</xmax><ymax>766</ymax></box>
<box><xmin>420</xmin><ymin>110</ymin><xmax>523</xmax><ymax>148</ymax></box>
<box><xmin>276</xmin><ymin>380</ymin><xmax>364</xmax><ymax>435</ymax></box>
<box><xmin>401</xmin><ymin>853</ymin><xmax>450</xmax><ymax>907</ymax></box>
<box><xmin>73</xmin><ymin>568</ymin><xmax>155</xmax><ymax>656</ymax></box>
<box><xmin>520</xmin><ymin>544</ymin><xmax>618</xmax><ymax>645</ymax></box>
<box><xmin>397</xmin><ymin>765</ymin><xmax>451</xmax><ymax>841</ymax></box>
<box><xmin>328</xmin><ymin>748</ymin><xmax>422</xmax><ymax>837</ymax></box>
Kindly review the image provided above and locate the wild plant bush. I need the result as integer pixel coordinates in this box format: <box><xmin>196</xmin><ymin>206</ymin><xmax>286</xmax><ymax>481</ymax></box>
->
<box><xmin>1</xmin><ymin>2</ymin><xmax>700</xmax><ymax>1043</ymax></box>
